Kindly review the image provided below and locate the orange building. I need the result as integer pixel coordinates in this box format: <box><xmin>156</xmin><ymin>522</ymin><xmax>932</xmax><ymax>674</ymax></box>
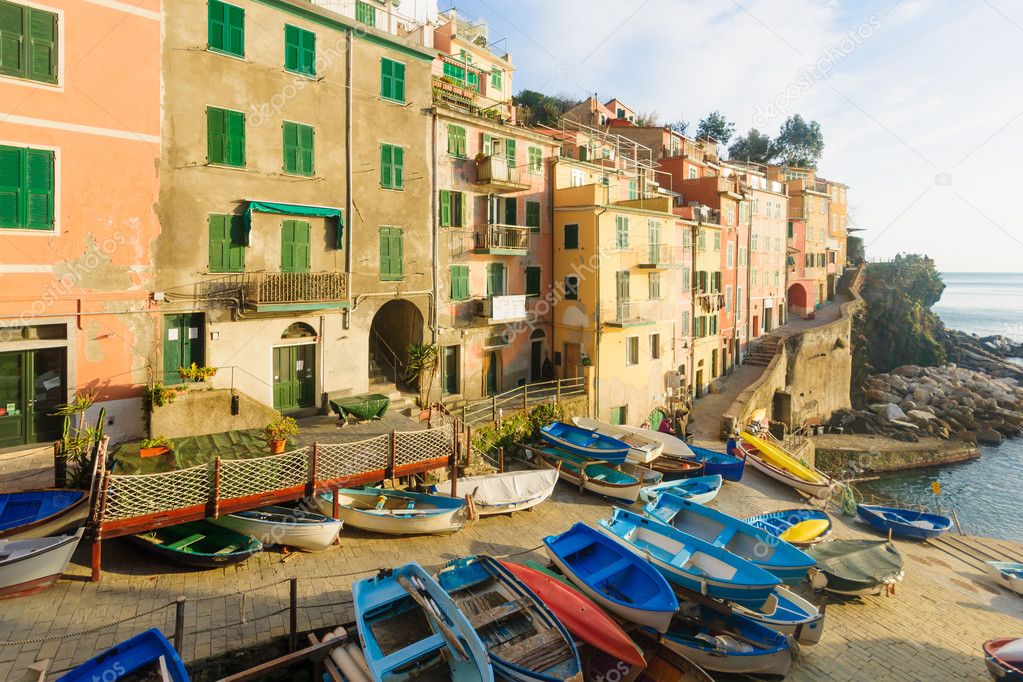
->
<box><xmin>0</xmin><ymin>0</ymin><xmax>162</xmax><ymax>448</ymax></box>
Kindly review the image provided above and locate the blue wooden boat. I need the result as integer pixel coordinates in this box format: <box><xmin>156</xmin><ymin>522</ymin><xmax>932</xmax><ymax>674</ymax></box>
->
<box><xmin>653</xmin><ymin>602</ymin><xmax>792</xmax><ymax>678</ymax></box>
<box><xmin>598</xmin><ymin>508</ymin><xmax>779</xmax><ymax>609</ymax></box>
<box><xmin>532</xmin><ymin>446</ymin><xmax>642</xmax><ymax>503</ymax></box>
<box><xmin>731</xmin><ymin>585</ymin><xmax>825</xmax><ymax>645</ymax></box>
<box><xmin>645</xmin><ymin>494</ymin><xmax>815</xmax><ymax>584</ymax></box>
<box><xmin>689</xmin><ymin>446</ymin><xmax>745</xmax><ymax>482</ymax></box>
<box><xmin>743</xmin><ymin>508</ymin><xmax>833</xmax><ymax>546</ymax></box>
<box><xmin>539</xmin><ymin>422</ymin><xmax>630</xmax><ymax>464</ymax></box>
<box><xmin>437</xmin><ymin>556</ymin><xmax>582</xmax><ymax>681</ymax></box>
<box><xmin>544</xmin><ymin>522</ymin><xmax>678</xmax><ymax>632</ymax></box>
<box><xmin>856</xmin><ymin>504</ymin><xmax>953</xmax><ymax>540</ymax></box>
<box><xmin>57</xmin><ymin>628</ymin><xmax>189</xmax><ymax>681</ymax></box>
<box><xmin>354</xmin><ymin>562</ymin><xmax>493</xmax><ymax>681</ymax></box>
<box><xmin>129</xmin><ymin>521</ymin><xmax>263</xmax><ymax>569</ymax></box>
<box><xmin>0</xmin><ymin>489</ymin><xmax>88</xmax><ymax>540</ymax></box>
<box><xmin>639</xmin><ymin>475</ymin><xmax>723</xmax><ymax>505</ymax></box>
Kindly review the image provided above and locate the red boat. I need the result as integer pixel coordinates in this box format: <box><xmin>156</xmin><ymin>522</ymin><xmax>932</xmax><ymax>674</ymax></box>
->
<box><xmin>500</xmin><ymin>560</ymin><xmax>645</xmax><ymax>668</ymax></box>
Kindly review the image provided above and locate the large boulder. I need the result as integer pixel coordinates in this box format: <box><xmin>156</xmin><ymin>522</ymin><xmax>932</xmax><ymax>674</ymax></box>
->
<box><xmin>893</xmin><ymin>365</ymin><xmax>924</xmax><ymax>378</ymax></box>
<box><xmin>913</xmin><ymin>387</ymin><xmax>933</xmax><ymax>404</ymax></box>
<box><xmin>977</xmin><ymin>429</ymin><xmax>1003</xmax><ymax>446</ymax></box>
<box><xmin>907</xmin><ymin>409</ymin><xmax>938</xmax><ymax>423</ymax></box>
<box><xmin>871</xmin><ymin>403</ymin><xmax>908</xmax><ymax>422</ymax></box>
<box><xmin>865</xmin><ymin>389</ymin><xmax>901</xmax><ymax>405</ymax></box>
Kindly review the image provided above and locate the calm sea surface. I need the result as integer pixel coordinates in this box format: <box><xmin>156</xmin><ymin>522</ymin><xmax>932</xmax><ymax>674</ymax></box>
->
<box><xmin>862</xmin><ymin>272</ymin><xmax>1023</xmax><ymax>542</ymax></box>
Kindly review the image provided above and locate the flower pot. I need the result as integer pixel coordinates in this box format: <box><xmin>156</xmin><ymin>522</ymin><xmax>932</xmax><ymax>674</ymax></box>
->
<box><xmin>140</xmin><ymin>446</ymin><xmax>171</xmax><ymax>459</ymax></box>
<box><xmin>269</xmin><ymin>439</ymin><xmax>287</xmax><ymax>455</ymax></box>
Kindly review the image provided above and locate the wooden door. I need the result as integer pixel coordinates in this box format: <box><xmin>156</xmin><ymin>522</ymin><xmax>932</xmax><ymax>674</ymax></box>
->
<box><xmin>563</xmin><ymin>343</ymin><xmax>581</xmax><ymax>379</ymax></box>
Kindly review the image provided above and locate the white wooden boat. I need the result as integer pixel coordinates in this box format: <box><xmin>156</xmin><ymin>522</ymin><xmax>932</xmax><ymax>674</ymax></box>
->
<box><xmin>315</xmin><ymin>489</ymin><xmax>466</xmax><ymax>536</ymax></box>
<box><xmin>738</xmin><ymin>438</ymin><xmax>835</xmax><ymax>499</ymax></box>
<box><xmin>619</xmin><ymin>461</ymin><xmax>664</xmax><ymax>487</ymax></box>
<box><xmin>732</xmin><ymin>585</ymin><xmax>825</xmax><ymax>644</ymax></box>
<box><xmin>209</xmin><ymin>505</ymin><xmax>342</xmax><ymax>552</ymax></box>
<box><xmin>432</xmin><ymin>469</ymin><xmax>558</xmax><ymax>516</ymax></box>
<box><xmin>572</xmin><ymin>417</ymin><xmax>663</xmax><ymax>463</ymax></box>
<box><xmin>639</xmin><ymin>475</ymin><xmax>723</xmax><ymax>505</ymax></box>
<box><xmin>528</xmin><ymin>446</ymin><xmax>643</xmax><ymax>503</ymax></box>
<box><xmin>619</xmin><ymin>426</ymin><xmax>696</xmax><ymax>459</ymax></box>
<box><xmin>986</xmin><ymin>562</ymin><xmax>1023</xmax><ymax>595</ymax></box>
<box><xmin>0</xmin><ymin>527</ymin><xmax>84</xmax><ymax>599</ymax></box>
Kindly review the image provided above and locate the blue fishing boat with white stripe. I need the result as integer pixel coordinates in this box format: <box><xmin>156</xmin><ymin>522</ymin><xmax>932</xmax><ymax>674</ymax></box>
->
<box><xmin>688</xmin><ymin>446</ymin><xmax>745</xmax><ymax>482</ymax></box>
<box><xmin>0</xmin><ymin>489</ymin><xmax>88</xmax><ymax>540</ymax></box>
<box><xmin>544</xmin><ymin>522</ymin><xmax>678</xmax><ymax>632</ymax></box>
<box><xmin>597</xmin><ymin>508</ymin><xmax>779</xmax><ymax>609</ymax></box>
<box><xmin>855</xmin><ymin>504</ymin><xmax>953</xmax><ymax>541</ymax></box>
<box><xmin>645</xmin><ymin>495</ymin><xmax>815</xmax><ymax>584</ymax></box>
<box><xmin>354</xmin><ymin>562</ymin><xmax>493</xmax><ymax>682</ymax></box>
<box><xmin>653</xmin><ymin>602</ymin><xmax>792</xmax><ymax>678</ymax></box>
<box><xmin>639</xmin><ymin>475</ymin><xmax>723</xmax><ymax>505</ymax></box>
<box><xmin>57</xmin><ymin>628</ymin><xmax>189</xmax><ymax>682</ymax></box>
<box><xmin>743</xmin><ymin>508</ymin><xmax>833</xmax><ymax>546</ymax></box>
<box><xmin>539</xmin><ymin>422</ymin><xmax>630</xmax><ymax>464</ymax></box>
<box><xmin>437</xmin><ymin>555</ymin><xmax>582</xmax><ymax>682</ymax></box>
<box><xmin>732</xmin><ymin>585</ymin><xmax>825</xmax><ymax>644</ymax></box>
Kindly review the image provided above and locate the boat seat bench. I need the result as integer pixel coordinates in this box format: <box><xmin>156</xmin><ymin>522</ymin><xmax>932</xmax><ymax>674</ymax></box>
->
<box><xmin>165</xmin><ymin>533</ymin><xmax>205</xmax><ymax>550</ymax></box>
<box><xmin>584</xmin><ymin>557</ymin><xmax>633</xmax><ymax>586</ymax></box>
<box><xmin>378</xmin><ymin>633</ymin><xmax>447</xmax><ymax>673</ymax></box>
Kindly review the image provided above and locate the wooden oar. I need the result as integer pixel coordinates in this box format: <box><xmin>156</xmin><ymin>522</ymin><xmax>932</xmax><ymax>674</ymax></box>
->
<box><xmin>397</xmin><ymin>576</ymin><xmax>469</xmax><ymax>661</ymax></box>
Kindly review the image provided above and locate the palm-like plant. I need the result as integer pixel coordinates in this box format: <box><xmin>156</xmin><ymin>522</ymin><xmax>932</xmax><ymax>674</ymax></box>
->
<box><xmin>404</xmin><ymin>343</ymin><xmax>439</xmax><ymax>409</ymax></box>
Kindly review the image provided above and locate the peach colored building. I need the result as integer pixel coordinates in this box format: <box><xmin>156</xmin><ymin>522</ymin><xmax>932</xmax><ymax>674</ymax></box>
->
<box><xmin>0</xmin><ymin>0</ymin><xmax>162</xmax><ymax>447</ymax></box>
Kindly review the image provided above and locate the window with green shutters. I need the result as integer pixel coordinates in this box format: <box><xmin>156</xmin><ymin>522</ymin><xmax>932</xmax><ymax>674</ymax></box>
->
<box><xmin>616</xmin><ymin>216</ymin><xmax>629</xmax><ymax>249</ymax></box>
<box><xmin>282</xmin><ymin>121</ymin><xmax>314</xmax><ymax>176</ymax></box>
<box><xmin>610</xmin><ymin>406</ymin><xmax>627</xmax><ymax>425</ymax></box>
<box><xmin>0</xmin><ymin>144</ymin><xmax>54</xmax><ymax>230</ymax></box>
<box><xmin>208</xmin><ymin>214</ymin><xmax>245</xmax><ymax>272</ymax></box>
<box><xmin>450</xmin><ymin>265</ymin><xmax>469</xmax><ymax>301</ymax></box>
<box><xmin>380</xmin><ymin>58</ymin><xmax>405</xmax><ymax>102</ymax></box>
<box><xmin>648</xmin><ymin>272</ymin><xmax>661</xmax><ymax>300</ymax></box>
<box><xmin>505</xmin><ymin>139</ymin><xmax>516</xmax><ymax>166</ymax></box>
<box><xmin>284</xmin><ymin>24</ymin><xmax>315</xmax><ymax>77</ymax></box>
<box><xmin>207</xmin><ymin>107</ymin><xmax>245</xmax><ymax>167</ymax></box>
<box><xmin>443</xmin><ymin>61</ymin><xmax>465</xmax><ymax>82</ymax></box>
<box><xmin>442</xmin><ymin>345</ymin><xmax>459</xmax><ymax>395</ymax></box>
<box><xmin>0</xmin><ymin>1</ymin><xmax>57</xmax><ymax>84</ymax></box>
<box><xmin>208</xmin><ymin>0</ymin><xmax>244</xmax><ymax>58</ymax></box>
<box><xmin>486</xmin><ymin>262</ymin><xmax>505</xmax><ymax>296</ymax></box>
<box><xmin>355</xmin><ymin>0</ymin><xmax>376</xmax><ymax>26</ymax></box>
<box><xmin>628</xmin><ymin>180</ymin><xmax>638</xmax><ymax>200</ymax></box>
<box><xmin>564</xmin><ymin>224</ymin><xmax>579</xmax><ymax>249</ymax></box>
<box><xmin>280</xmin><ymin>220</ymin><xmax>311</xmax><ymax>273</ymax></box>
<box><xmin>504</xmin><ymin>197</ymin><xmax>517</xmax><ymax>226</ymax></box>
<box><xmin>490</xmin><ymin>69</ymin><xmax>502</xmax><ymax>89</ymax></box>
<box><xmin>528</xmin><ymin>146</ymin><xmax>542</xmax><ymax>174</ymax></box>
<box><xmin>525</xmin><ymin>201</ymin><xmax>540</xmax><ymax>231</ymax></box>
<box><xmin>526</xmin><ymin>266</ymin><xmax>541</xmax><ymax>297</ymax></box>
<box><xmin>380</xmin><ymin>144</ymin><xmax>404</xmax><ymax>189</ymax></box>
<box><xmin>446</xmin><ymin>125</ymin><xmax>466</xmax><ymax>157</ymax></box>
<box><xmin>438</xmin><ymin>190</ymin><xmax>466</xmax><ymax>228</ymax></box>
<box><xmin>379</xmin><ymin>226</ymin><xmax>403</xmax><ymax>280</ymax></box>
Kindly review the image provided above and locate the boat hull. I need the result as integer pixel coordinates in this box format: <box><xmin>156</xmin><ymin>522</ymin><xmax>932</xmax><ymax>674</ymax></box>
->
<box><xmin>209</xmin><ymin>508</ymin><xmax>342</xmax><ymax>552</ymax></box>
<box><xmin>732</xmin><ymin>586</ymin><xmax>825</xmax><ymax>645</ymax></box>
<box><xmin>856</xmin><ymin>504</ymin><xmax>952</xmax><ymax>540</ymax></box>
<box><xmin>539</xmin><ymin>423</ymin><xmax>630</xmax><ymax>464</ymax></box>
<box><xmin>741</xmin><ymin>442</ymin><xmax>835</xmax><ymax>498</ymax></box>
<box><xmin>433</xmin><ymin>470</ymin><xmax>558</xmax><ymax>516</ymax></box>
<box><xmin>985</xmin><ymin>563</ymin><xmax>1023</xmax><ymax>596</ymax></box>
<box><xmin>532</xmin><ymin>448</ymin><xmax>642</xmax><ymax>503</ymax></box>
<box><xmin>56</xmin><ymin>628</ymin><xmax>189</xmax><ymax>682</ymax></box>
<box><xmin>659</xmin><ymin>627</ymin><xmax>792</xmax><ymax>677</ymax></box>
<box><xmin>808</xmin><ymin>540</ymin><xmax>904</xmax><ymax>596</ymax></box>
<box><xmin>129</xmin><ymin>521</ymin><xmax>262</xmax><ymax>569</ymax></box>
<box><xmin>984</xmin><ymin>639</ymin><xmax>1023</xmax><ymax>682</ymax></box>
<box><xmin>0</xmin><ymin>528</ymin><xmax>83</xmax><ymax>600</ymax></box>
<box><xmin>315</xmin><ymin>490</ymin><xmax>466</xmax><ymax>536</ymax></box>
<box><xmin>648</xmin><ymin>456</ymin><xmax>705</xmax><ymax>481</ymax></box>
<box><xmin>689</xmin><ymin>446</ymin><xmax>745</xmax><ymax>482</ymax></box>
<box><xmin>639</xmin><ymin>475</ymin><xmax>723</xmax><ymax>505</ymax></box>
<box><xmin>572</xmin><ymin>418</ymin><xmax>664</xmax><ymax>463</ymax></box>
<box><xmin>0</xmin><ymin>489</ymin><xmax>89</xmax><ymax>540</ymax></box>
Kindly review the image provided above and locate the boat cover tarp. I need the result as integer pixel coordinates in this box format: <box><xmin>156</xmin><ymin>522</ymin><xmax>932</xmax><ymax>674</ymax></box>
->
<box><xmin>112</xmin><ymin>430</ymin><xmax>267</xmax><ymax>475</ymax></box>
<box><xmin>330</xmin><ymin>393</ymin><xmax>390</xmax><ymax>421</ymax></box>
<box><xmin>808</xmin><ymin>540</ymin><xmax>903</xmax><ymax>582</ymax></box>
<box><xmin>434</xmin><ymin>469</ymin><xmax>558</xmax><ymax>506</ymax></box>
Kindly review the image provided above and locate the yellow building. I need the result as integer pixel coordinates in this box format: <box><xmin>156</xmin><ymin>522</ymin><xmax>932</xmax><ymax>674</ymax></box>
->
<box><xmin>686</xmin><ymin>206</ymin><xmax>724</xmax><ymax>398</ymax></box>
<box><xmin>550</xmin><ymin>124</ymin><xmax>689</xmax><ymax>426</ymax></box>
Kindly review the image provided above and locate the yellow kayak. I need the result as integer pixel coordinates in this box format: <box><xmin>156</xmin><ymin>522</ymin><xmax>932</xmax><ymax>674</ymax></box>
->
<box><xmin>779</xmin><ymin>519</ymin><xmax>831</xmax><ymax>544</ymax></box>
<box><xmin>740</xmin><ymin>432</ymin><xmax>828</xmax><ymax>484</ymax></box>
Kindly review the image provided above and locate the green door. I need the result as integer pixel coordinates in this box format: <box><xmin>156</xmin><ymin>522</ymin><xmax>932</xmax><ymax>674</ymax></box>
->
<box><xmin>0</xmin><ymin>349</ymin><xmax>66</xmax><ymax>448</ymax></box>
<box><xmin>162</xmin><ymin>314</ymin><xmax>204</xmax><ymax>384</ymax></box>
<box><xmin>273</xmin><ymin>345</ymin><xmax>316</xmax><ymax>411</ymax></box>
<box><xmin>530</xmin><ymin>340</ymin><xmax>543</xmax><ymax>382</ymax></box>
<box><xmin>484</xmin><ymin>350</ymin><xmax>499</xmax><ymax>397</ymax></box>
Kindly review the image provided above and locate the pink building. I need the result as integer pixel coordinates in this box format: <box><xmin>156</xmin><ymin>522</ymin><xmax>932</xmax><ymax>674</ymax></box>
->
<box><xmin>0</xmin><ymin>0</ymin><xmax>161</xmax><ymax>448</ymax></box>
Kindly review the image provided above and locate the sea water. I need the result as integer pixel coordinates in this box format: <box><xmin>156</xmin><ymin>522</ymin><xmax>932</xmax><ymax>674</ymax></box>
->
<box><xmin>861</xmin><ymin>272</ymin><xmax>1023</xmax><ymax>542</ymax></box>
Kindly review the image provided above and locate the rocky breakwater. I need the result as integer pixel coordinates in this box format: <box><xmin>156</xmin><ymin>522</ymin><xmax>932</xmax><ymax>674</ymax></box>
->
<box><xmin>830</xmin><ymin>364</ymin><xmax>1023</xmax><ymax>446</ymax></box>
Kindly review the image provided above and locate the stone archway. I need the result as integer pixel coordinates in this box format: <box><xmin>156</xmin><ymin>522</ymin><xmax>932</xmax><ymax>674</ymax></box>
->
<box><xmin>369</xmin><ymin>299</ymin><xmax>424</xmax><ymax>388</ymax></box>
<box><xmin>788</xmin><ymin>282</ymin><xmax>812</xmax><ymax>318</ymax></box>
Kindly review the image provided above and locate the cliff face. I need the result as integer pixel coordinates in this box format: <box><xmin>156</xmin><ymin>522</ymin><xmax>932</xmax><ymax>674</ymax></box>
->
<box><xmin>851</xmin><ymin>255</ymin><xmax>948</xmax><ymax>403</ymax></box>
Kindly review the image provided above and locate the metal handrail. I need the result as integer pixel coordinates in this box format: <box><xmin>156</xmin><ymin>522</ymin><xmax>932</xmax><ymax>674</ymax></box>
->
<box><xmin>370</xmin><ymin>328</ymin><xmax>405</xmax><ymax>386</ymax></box>
<box><xmin>456</xmin><ymin>376</ymin><xmax>587</xmax><ymax>426</ymax></box>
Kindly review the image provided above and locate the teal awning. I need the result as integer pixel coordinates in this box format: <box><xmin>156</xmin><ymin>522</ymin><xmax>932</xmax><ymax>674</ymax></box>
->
<box><xmin>245</xmin><ymin>201</ymin><xmax>344</xmax><ymax>248</ymax></box>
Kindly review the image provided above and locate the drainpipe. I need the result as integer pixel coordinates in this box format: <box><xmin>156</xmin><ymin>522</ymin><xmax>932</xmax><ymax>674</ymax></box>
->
<box><xmin>430</xmin><ymin>110</ymin><xmax>439</xmax><ymax>344</ymax></box>
<box><xmin>547</xmin><ymin>155</ymin><xmax>555</xmax><ymax>363</ymax></box>
<box><xmin>344</xmin><ymin>29</ymin><xmax>354</xmax><ymax>331</ymax></box>
<box><xmin>690</xmin><ymin>219</ymin><xmax>699</xmax><ymax>398</ymax></box>
<box><xmin>593</xmin><ymin>185</ymin><xmax>609</xmax><ymax>421</ymax></box>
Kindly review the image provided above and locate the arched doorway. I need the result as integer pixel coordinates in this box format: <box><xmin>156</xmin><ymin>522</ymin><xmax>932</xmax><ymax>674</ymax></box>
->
<box><xmin>787</xmin><ymin>282</ymin><xmax>810</xmax><ymax>317</ymax></box>
<box><xmin>273</xmin><ymin>322</ymin><xmax>317</xmax><ymax>412</ymax></box>
<box><xmin>370</xmin><ymin>299</ymin><xmax>424</xmax><ymax>388</ymax></box>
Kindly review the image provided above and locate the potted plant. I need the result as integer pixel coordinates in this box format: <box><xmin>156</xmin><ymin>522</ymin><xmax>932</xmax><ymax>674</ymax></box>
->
<box><xmin>177</xmin><ymin>363</ymin><xmax>218</xmax><ymax>383</ymax></box>
<box><xmin>262</xmin><ymin>416</ymin><xmax>298</xmax><ymax>455</ymax></box>
<box><xmin>404</xmin><ymin>343</ymin><xmax>439</xmax><ymax>421</ymax></box>
<box><xmin>140</xmin><ymin>436</ymin><xmax>174</xmax><ymax>459</ymax></box>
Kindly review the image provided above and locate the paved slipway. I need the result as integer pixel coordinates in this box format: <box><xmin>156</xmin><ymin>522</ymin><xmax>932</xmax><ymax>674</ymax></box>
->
<box><xmin>1</xmin><ymin>463</ymin><xmax>1021</xmax><ymax>680</ymax></box>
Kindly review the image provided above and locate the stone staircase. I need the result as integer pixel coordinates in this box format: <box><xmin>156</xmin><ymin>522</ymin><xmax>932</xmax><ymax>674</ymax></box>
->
<box><xmin>746</xmin><ymin>335</ymin><xmax>783</xmax><ymax>366</ymax></box>
<box><xmin>367</xmin><ymin>360</ymin><xmax>418</xmax><ymax>415</ymax></box>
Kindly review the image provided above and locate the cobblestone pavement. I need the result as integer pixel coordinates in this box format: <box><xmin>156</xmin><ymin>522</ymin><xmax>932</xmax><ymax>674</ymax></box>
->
<box><xmin>1</xmin><ymin>459</ymin><xmax>1021</xmax><ymax>680</ymax></box>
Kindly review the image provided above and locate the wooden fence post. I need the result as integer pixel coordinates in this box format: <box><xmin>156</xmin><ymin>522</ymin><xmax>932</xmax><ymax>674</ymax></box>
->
<box><xmin>523</xmin><ymin>384</ymin><xmax>529</xmax><ymax>410</ymax></box>
<box><xmin>53</xmin><ymin>441</ymin><xmax>65</xmax><ymax>488</ymax></box>
<box><xmin>556</xmin><ymin>379</ymin><xmax>562</xmax><ymax>403</ymax></box>
<box><xmin>492</xmin><ymin>396</ymin><xmax>498</xmax><ymax>425</ymax></box>
<box><xmin>308</xmin><ymin>444</ymin><xmax>319</xmax><ymax>498</ymax></box>
<box><xmin>174</xmin><ymin>596</ymin><xmax>186</xmax><ymax>654</ymax></box>
<box><xmin>90</xmin><ymin>471</ymin><xmax>110</xmax><ymax>583</ymax></box>
<box><xmin>498</xmin><ymin>447</ymin><xmax>505</xmax><ymax>473</ymax></box>
<box><xmin>212</xmin><ymin>457</ymin><xmax>222</xmax><ymax>519</ymax></box>
<box><xmin>450</xmin><ymin>452</ymin><xmax>458</xmax><ymax>499</ymax></box>
<box><xmin>289</xmin><ymin>577</ymin><xmax>299</xmax><ymax>651</ymax></box>
<box><xmin>332</xmin><ymin>487</ymin><xmax>340</xmax><ymax>520</ymax></box>
<box><xmin>388</xmin><ymin>431</ymin><xmax>397</xmax><ymax>480</ymax></box>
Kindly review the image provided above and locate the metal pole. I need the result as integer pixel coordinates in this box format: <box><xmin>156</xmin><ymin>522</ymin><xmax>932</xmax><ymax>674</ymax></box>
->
<box><xmin>174</xmin><ymin>596</ymin><xmax>186</xmax><ymax>654</ymax></box>
<box><xmin>289</xmin><ymin>577</ymin><xmax>298</xmax><ymax>651</ymax></box>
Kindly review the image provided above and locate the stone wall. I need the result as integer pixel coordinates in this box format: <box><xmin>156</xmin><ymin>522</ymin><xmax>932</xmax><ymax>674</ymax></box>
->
<box><xmin>721</xmin><ymin>266</ymin><xmax>865</xmax><ymax>437</ymax></box>
<box><xmin>149</xmin><ymin>389</ymin><xmax>281</xmax><ymax>440</ymax></box>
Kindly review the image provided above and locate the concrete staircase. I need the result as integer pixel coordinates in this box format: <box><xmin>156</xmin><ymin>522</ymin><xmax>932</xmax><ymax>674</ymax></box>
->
<box><xmin>367</xmin><ymin>360</ymin><xmax>418</xmax><ymax>415</ymax></box>
<box><xmin>746</xmin><ymin>335</ymin><xmax>783</xmax><ymax>367</ymax></box>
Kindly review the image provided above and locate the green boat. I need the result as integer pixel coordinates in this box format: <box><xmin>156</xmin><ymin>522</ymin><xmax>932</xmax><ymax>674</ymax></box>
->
<box><xmin>129</xmin><ymin>520</ymin><xmax>263</xmax><ymax>569</ymax></box>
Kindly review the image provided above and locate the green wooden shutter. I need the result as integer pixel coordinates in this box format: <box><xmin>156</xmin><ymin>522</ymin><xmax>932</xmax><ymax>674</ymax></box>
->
<box><xmin>300</xmin><ymin>28</ymin><xmax>315</xmax><ymax>75</ymax></box>
<box><xmin>393</xmin><ymin>146</ymin><xmax>404</xmax><ymax>188</ymax></box>
<box><xmin>616</xmin><ymin>271</ymin><xmax>630</xmax><ymax>301</ymax></box>
<box><xmin>226</xmin><ymin>110</ymin><xmax>245</xmax><ymax>166</ymax></box>
<box><xmin>207</xmin><ymin>107</ymin><xmax>225</xmax><ymax>164</ymax></box>
<box><xmin>446</xmin><ymin>125</ymin><xmax>458</xmax><ymax>156</ymax></box>
<box><xmin>26</xmin><ymin>7</ymin><xmax>55</xmax><ymax>83</ymax></box>
<box><xmin>284</xmin><ymin>25</ymin><xmax>300</xmax><ymax>72</ymax></box>
<box><xmin>299</xmin><ymin>124</ymin><xmax>314</xmax><ymax>175</ymax></box>
<box><xmin>526</xmin><ymin>266</ymin><xmax>540</xmax><ymax>296</ymax></box>
<box><xmin>207</xmin><ymin>214</ymin><xmax>245</xmax><ymax>272</ymax></box>
<box><xmin>380</xmin><ymin>145</ymin><xmax>392</xmax><ymax>187</ymax></box>
<box><xmin>393</xmin><ymin>60</ymin><xmax>405</xmax><ymax>102</ymax></box>
<box><xmin>450</xmin><ymin>265</ymin><xmax>468</xmax><ymax>301</ymax></box>
<box><xmin>504</xmin><ymin>198</ymin><xmax>517</xmax><ymax>226</ymax></box>
<box><xmin>439</xmin><ymin>190</ymin><xmax>450</xmax><ymax>227</ymax></box>
<box><xmin>482</xmin><ymin>133</ymin><xmax>492</xmax><ymax>156</ymax></box>
<box><xmin>24</xmin><ymin>148</ymin><xmax>53</xmax><ymax>229</ymax></box>
<box><xmin>0</xmin><ymin>2</ymin><xmax>23</xmax><ymax>77</ymax></box>
<box><xmin>459</xmin><ymin>192</ymin><xmax>468</xmax><ymax>228</ymax></box>
<box><xmin>379</xmin><ymin>227</ymin><xmax>403</xmax><ymax>280</ymax></box>
<box><xmin>487</xmin><ymin>263</ymin><xmax>504</xmax><ymax>296</ymax></box>
<box><xmin>0</xmin><ymin>145</ymin><xmax>22</xmax><ymax>228</ymax></box>
<box><xmin>281</xmin><ymin>220</ymin><xmax>311</xmax><ymax>273</ymax></box>
<box><xmin>283</xmin><ymin>121</ymin><xmax>298</xmax><ymax>173</ymax></box>
<box><xmin>226</xmin><ymin>3</ymin><xmax>244</xmax><ymax>56</ymax></box>
<box><xmin>564</xmin><ymin>224</ymin><xmax>578</xmax><ymax>249</ymax></box>
<box><xmin>526</xmin><ymin>201</ymin><xmax>540</xmax><ymax>230</ymax></box>
<box><xmin>209</xmin><ymin>0</ymin><xmax>243</xmax><ymax>57</ymax></box>
<box><xmin>506</xmin><ymin>139</ymin><xmax>516</xmax><ymax>166</ymax></box>
<box><xmin>381</xmin><ymin>57</ymin><xmax>393</xmax><ymax>98</ymax></box>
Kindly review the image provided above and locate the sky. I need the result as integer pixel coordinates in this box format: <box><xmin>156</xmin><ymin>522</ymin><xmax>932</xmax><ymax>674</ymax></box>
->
<box><xmin>404</xmin><ymin>0</ymin><xmax>1023</xmax><ymax>273</ymax></box>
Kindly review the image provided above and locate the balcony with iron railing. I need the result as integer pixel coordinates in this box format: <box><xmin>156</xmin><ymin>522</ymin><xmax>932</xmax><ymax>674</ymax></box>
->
<box><xmin>473</xmin><ymin>224</ymin><xmax>532</xmax><ymax>255</ymax></box>
<box><xmin>242</xmin><ymin>271</ymin><xmax>349</xmax><ymax>313</ymax></box>
<box><xmin>677</xmin><ymin>205</ymin><xmax>722</xmax><ymax>225</ymax></box>
<box><xmin>633</xmin><ymin>243</ymin><xmax>688</xmax><ymax>269</ymax></box>
<box><xmin>475</xmin><ymin>155</ymin><xmax>530</xmax><ymax>191</ymax></box>
<box><xmin>601</xmin><ymin>298</ymin><xmax>663</xmax><ymax>327</ymax></box>
<box><xmin>474</xmin><ymin>294</ymin><xmax>528</xmax><ymax>325</ymax></box>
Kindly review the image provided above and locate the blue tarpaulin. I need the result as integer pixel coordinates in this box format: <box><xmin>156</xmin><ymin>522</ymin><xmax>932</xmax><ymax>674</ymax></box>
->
<box><xmin>245</xmin><ymin>201</ymin><xmax>344</xmax><ymax>248</ymax></box>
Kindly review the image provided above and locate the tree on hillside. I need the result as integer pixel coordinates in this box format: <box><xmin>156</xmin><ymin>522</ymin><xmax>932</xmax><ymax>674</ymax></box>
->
<box><xmin>635</xmin><ymin>111</ymin><xmax>661</xmax><ymax>126</ymax></box>
<box><xmin>728</xmin><ymin>129</ymin><xmax>776</xmax><ymax>164</ymax></box>
<box><xmin>514</xmin><ymin>90</ymin><xmax>581</xmax><ymax>127</ymax></box>
<box><xmin>774</xmin><ymin>114</ymin><xmax>825</xmax><ymax>168</ymax></box>
<box><xmin>667</xmin><ymin>120</ymin><xmax>691</xmax><ymax>136</ymax></box>
<box><xmin>695</xmin><ymin>111</ymin><xmax>736</xmax><ymax>144</ymax></box>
